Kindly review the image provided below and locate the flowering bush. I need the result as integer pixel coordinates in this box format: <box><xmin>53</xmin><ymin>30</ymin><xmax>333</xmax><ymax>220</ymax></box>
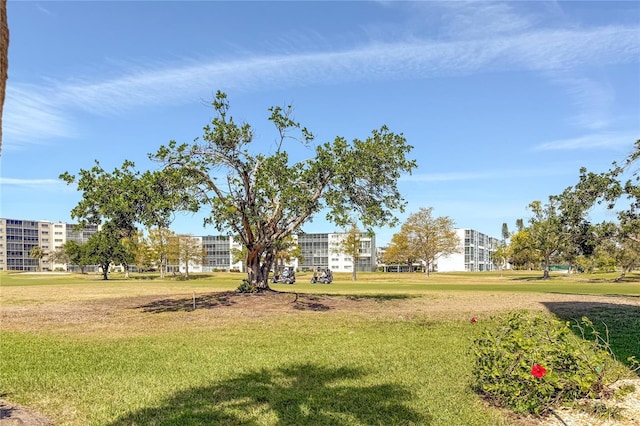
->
<box><xmin>471</xmin><ymin>311</ymin><xmax>613</xmax><ymax>415</ymax></box>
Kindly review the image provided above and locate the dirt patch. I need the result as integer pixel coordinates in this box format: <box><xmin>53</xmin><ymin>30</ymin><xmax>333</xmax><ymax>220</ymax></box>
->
<box><xmin>0</xmin><ymin>399</ymin><xmax>52</xmax><ymax>425</ymax></box>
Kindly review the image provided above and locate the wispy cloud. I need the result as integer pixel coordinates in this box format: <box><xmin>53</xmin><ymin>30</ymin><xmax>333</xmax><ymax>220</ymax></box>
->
<box><xmin>0</xmin><ymin>177</ymin><xmax>65</xmax><ymax>189</ymax></box>
<box><xmin>4</xmin><ymin>21</ymin><xmax>638</xmax><ymax>148</ymax></box>
<box><xmin>3</xmin><ymin>85</ymin><xmax>76</xmax><ymax>148</ymax></box>
<box><xmin>533</xmin><ymin>132</ymin><xmax>637</xmax><ymax>151</ymax></box>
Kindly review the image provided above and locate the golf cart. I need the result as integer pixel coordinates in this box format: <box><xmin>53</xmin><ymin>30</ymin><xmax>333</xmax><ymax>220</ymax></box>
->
<box><xmin>310</xmin><ymin>267</ymin><xmax>333</xmax><ymax>284</ymax></box>
<box><xmin>272</xmin><ymin>265</ymin><xmax>296</xmax><ymax>284</ymax></box>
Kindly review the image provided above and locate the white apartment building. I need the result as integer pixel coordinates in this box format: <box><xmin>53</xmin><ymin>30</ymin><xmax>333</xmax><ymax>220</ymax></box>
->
<box><xmin>436</xmin><ymin>228</ymin><xmax>498</xmax><ymax>272</ymax></box>
<box><xmin>1</xmin><ymin>217</ymin><xmax>376</xmax><ymax>274</ymax></box>
<box><xmin>297</xmin><ymin>232</ymin><xmax>376</xmax><ymax>273</ymax></box>
<box><xmin>0</xmin><ymin>218</ymin><xmax>100</xmax><ymax>272</ymax></box>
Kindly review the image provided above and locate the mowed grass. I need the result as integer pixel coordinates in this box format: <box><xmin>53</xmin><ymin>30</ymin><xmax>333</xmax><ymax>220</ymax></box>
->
<box><xmin>1</xmin><ymin>270</ymin><xmax>638</xmax><ymax>425</ymax></box>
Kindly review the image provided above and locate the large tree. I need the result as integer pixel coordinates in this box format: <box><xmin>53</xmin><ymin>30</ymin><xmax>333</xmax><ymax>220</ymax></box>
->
<box><xmin>151</xmin><ymin>91</ymin><xmax>416</xmax><ymax>291</ymax></box>
<box><xmin>568</xmin><ymin>140</ymin><xmax>640</xmax><ymax>279</ymax></box>
<box><xmin>397</xmin><ymin>207</ymin><xmax>460</xmax><ymax>277</ymax></box>
<box><xmin>61</xmin><ymin>161</ymin><xmax>199</xmax><ymax>247</ymax></box>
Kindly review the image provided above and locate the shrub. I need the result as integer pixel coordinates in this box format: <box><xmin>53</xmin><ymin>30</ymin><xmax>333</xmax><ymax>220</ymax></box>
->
<box><xmin>471</xmin><ymin>311</ymin><xmax>613</xmax><ymax>415</ymax></box>
<box><xmin>236</xmin><ymin>279</ymin><xmax>257</xmax><ymax>293</ymax></box>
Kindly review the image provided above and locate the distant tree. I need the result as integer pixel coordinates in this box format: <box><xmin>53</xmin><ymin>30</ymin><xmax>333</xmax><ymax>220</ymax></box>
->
<box><xmin>63</xmin><ymin>240</ymin><xmax>92</xmax><ymax>274</ymax></box>
<box><xmin>515</xmin><ymin>218</ymin><xmax>524</xmax><ymax>232</ymax></box>
<box><xmin>129</xmin><ymin>230</ymin><xmax>153</xmax><ymax>272</ymax></box>
<box><xmin>120</xmin><ymin>235</ymin><xmax>139</xmax><ymax>278</ymax></box>
<box><xmin>150</xmin><ymin>91</ymin><xmax>416</xmax><ymax>291</ymax></box>
<box><xmin>147</xmin><ymin>227</ymin><xmax>177</xmax><ymax>278</ymax></box>
<box><xmin>527</xmin><ymin>200</ymin><xmax>565</xmax><ymax>279</ymax></box>
<box><xmin>501</xmin><ymin>223</ymin><xmax>510</xmax><ymax>243</ymax></box>
<box><xmin>231</xmin><ymin>245</ymin><xmax>247</xmax><ymax>272</ymax></box>
<box><xmin>175</xmin><ymin>234</ymin><xmax>206</xmax><ymax>279</ymax></box>
<box><xmin>48</xmin><ymin>247</ymin><xmax>70</xmax><ymax>268</ymax></box>
<box><xmin>508</xmin><ymin>229</ymin><xmax>540</xmax><ymax>270</ymax></box>
<box><xmin>383</xmin><ymin>232</ymin><xmax>417</xmax><ymax>272</ymax></box>
<box><xmin>593</xmin><ymin>221</ymin><xmax>640</xmax><ymax>280</ymax></box>
<box><xmin>400</xmin><ymin>207</ymin><xmax>460</xmax><ymax>277</ymax></box>
<box><xmin>274</xmin><ymin>235</ymin><xmax>303</xmax><ymax>270</ymax></box>
<box><xmin>492</xmin><ymin>243</ymin><xmax>509</xmax><ymax>273</ymax></box>
<box><xmin>85</xmin><ymin>222</ymin><xmax>131</xmax><ymax>280</ymax></box>
<box><xmin>334</xmin><ymin>222</ymin><xmax>364</xmax><ymax>281</ymax></box>
<box><xmin>29</xmin><ymin>246</ymin><xmax>45</xmax><ymax>271</ymax></box>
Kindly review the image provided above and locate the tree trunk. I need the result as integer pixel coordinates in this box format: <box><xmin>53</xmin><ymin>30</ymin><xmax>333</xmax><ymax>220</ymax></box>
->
<box><xmin>543</xmin><ymin>255</ymin><xmax>550</xmax><ymax>279</ymax></box>
<box><xmin>101</xmin><ymin>263</ymin><xmax>109</xmax><ymax>280</ymax></box>
<box><xmin>159</xmin><ymin>255</ymin><xmax>165</xmax><ymax>279</ymax></box>
<box><xmin>615</xmin><ymin>266</ymin><xmax>629</xmax><ymax>282</ymax></box>
<box><xmin>352</xmin><ymin>266</ymin><xmax>357</xmax><ymax>281</ymax></box>
<box><xmin>0</xmin><ymin>0</ymin><xmax>8</xmax><ymax>153</ymax></box>
<box><xmin>246</xmin><ymin>246</ymin><xmax>271</xmax><ymax>291</ymax></box>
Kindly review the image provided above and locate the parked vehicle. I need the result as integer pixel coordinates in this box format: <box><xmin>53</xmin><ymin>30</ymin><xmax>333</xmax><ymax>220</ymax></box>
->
<box><xmin>310</xmin><ymin>268</ymin><xmax>333</xmax><ymax>284</ymax></box>
<box><xmin>272</xmin><ymin>266</ymin><xmax>296</xmax><ymax>284</ymax></box>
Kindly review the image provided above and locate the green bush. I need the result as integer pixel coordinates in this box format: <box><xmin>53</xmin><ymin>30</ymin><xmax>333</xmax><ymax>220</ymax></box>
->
<box><xmin>471</xmin><ymin>311</ymin><xmax>612</xmax><ymax>415</ymax></box>
<box><xmin>236</xmin><ymin>279</ymin><xmax>257</xmax><ymax>293</ymax></box>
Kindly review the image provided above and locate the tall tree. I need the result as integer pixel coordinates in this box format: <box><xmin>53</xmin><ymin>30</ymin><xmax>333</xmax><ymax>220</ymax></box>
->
<box><xmin>151</xmin><ymin>91</ymin><xmax>416</xmax><ymax>291</ymax></box>
<box><xmin>400</xmin><ymin>207</ymin><xmax>460</xmax><ymax>277</ymax></box>
<box><xmin>0</xmin><ymin>0</ymin><xmax>8</xmax><ymax>153</ymax></box>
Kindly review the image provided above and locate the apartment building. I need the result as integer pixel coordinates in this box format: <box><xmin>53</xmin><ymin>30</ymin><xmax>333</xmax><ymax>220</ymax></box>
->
<box><xmin>297</xmin><ymin>232</ymin><xmax>376</xmax><ymax>273</ymax></box>
<box><xmin>436</xmin><ymin>228</ymin><xmax>498</xmax><ymax>272</ymax></box>
<box><xmin>1</xmin><ymin>217</ymin><xmax>376</xmax><ymax>274</ymax></box>
<box><xmin>0</xmin><ymin>218</ymin><xmax>100</xmax><ymax>272</ymax></box>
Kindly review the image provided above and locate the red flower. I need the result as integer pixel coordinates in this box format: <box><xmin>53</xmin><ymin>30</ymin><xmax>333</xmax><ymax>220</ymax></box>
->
<box><xmin>531</xmin><ymin>364</ymin><xmax>547</xmax><ymax>378</ymax></box>
<box><xmin>470</xmin><ymin>317</ymin><xmax>477</xmax><ymax>324</ymax></box>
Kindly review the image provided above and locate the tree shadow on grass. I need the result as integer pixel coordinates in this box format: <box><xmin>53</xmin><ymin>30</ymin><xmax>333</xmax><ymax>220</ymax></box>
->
<box><xmin>543</xmin><ymin>301</ymin><xmax>640</xmax><ymax>374</ymax></box>
<box><xmin>344</xmin><ymin>294</ymin><xmax>415</xmax><ymax>302</ymax></box>
<box><xmin>135</xmin><ymin>292</ymin><xmax>236</xmax><ymax>313</ymax></box>
<box><xmin>108</xmin><ymin>363</ymin><xmax>430</xmax><ymax>425</ymax></box>
<box><xmin>509</xmin><ymin>276</ymin><xmax>548</xmax><ymax>281</ymax></box>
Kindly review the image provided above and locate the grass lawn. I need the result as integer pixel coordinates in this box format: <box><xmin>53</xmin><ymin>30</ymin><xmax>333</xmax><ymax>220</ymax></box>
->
<box><xmin>1</xmin><ymin>270</ymin><xmax>638</xmax><ymax>425</ymax></box>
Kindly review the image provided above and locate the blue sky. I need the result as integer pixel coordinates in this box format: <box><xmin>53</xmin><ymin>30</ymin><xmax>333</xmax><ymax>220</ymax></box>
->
<box><xmin>1</xmin><ymin>1</ymin><xmax>639</xmax><ymax>246</ymax></box>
